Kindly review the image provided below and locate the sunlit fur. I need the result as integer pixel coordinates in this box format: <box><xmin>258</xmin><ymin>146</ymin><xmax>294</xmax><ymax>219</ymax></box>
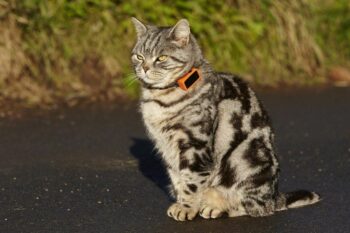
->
<box><xmin>131</xmin><ymin>18</ymin><xmax>320</xmax><ymax>221</ymax></box>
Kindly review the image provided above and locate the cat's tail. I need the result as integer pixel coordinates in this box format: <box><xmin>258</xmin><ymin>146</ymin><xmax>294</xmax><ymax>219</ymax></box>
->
<box><xmin>276</xmin><ymin>190</ymin><xmax>321</xmax><ymax>211</ymax></box>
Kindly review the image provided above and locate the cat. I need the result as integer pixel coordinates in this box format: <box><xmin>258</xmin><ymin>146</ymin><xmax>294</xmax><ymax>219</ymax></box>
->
<box><xmin>131</xmin><ymin>17</ymin><xmax>320</xmax><ymax>221</ymax></box>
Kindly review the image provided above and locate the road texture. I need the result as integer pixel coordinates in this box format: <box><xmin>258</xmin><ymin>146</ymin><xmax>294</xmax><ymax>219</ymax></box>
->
<box><xmin>0</xmin><ymin>87</ymin><xmax>349</xmax><ymax>233</ymax></box>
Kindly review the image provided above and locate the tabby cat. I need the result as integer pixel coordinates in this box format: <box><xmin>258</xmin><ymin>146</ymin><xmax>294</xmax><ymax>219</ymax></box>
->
<box><xmin>131</xmin><ymin>18</ymin><xmax>320</xmax><ymax>221</ymax></box>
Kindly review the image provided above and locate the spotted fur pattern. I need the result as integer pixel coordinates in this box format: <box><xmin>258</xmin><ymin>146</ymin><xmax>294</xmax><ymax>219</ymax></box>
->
<box><xmin>131</xmin><ymin>18</ymin><xmax>320</xmax><ymax>221</ymax></box>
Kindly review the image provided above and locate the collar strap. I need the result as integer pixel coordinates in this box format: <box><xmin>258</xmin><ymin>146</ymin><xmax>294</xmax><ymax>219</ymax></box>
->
<box><xmin>177</xmin><ymin>68</ymin><xmax>202</xmax><ymax>91</ymax></box>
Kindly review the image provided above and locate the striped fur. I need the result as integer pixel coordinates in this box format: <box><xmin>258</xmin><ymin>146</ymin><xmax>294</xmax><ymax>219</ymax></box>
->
<box><xmin>131</xmin><ymin>18</ymin><xmax>320</xmax><ymax>221</ymax></box>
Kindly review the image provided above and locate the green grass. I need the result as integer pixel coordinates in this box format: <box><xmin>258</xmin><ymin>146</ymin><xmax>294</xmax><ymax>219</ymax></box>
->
<box><xmin>0</xmin><ymin>0</ymin><xmax>349</xmax><ymax>108</ymax></box>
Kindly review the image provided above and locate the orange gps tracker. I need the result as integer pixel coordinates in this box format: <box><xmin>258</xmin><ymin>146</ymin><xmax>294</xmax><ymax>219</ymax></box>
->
<box><xmin>177</xmin><ymin>68</ymin><xmax>202</xmax><ymax>91</ymax></box>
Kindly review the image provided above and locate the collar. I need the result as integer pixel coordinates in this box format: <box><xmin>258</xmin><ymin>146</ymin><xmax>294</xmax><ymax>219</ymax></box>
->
<box><xmin>177</xmin><ymin>68</ymin><xmax>202</xmax><ymax>91</ymax></box>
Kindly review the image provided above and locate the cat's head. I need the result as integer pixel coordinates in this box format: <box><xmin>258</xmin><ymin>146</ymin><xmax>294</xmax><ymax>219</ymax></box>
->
<box><xmin>131</xmin><ymin>18</ymin><xmax>202</xmax><ymax>89</ymax></box>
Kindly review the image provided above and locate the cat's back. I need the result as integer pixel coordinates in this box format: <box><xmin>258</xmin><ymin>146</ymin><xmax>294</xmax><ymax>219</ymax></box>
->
<box><xmin>212</xmin><ymin>72</ymin><xmax>272</xmax><ymax>155</ymax></box>
<box><xmin>215</xmin><ymin>72</ymin><xmax>266</xmax><ymax>114</ymax></box>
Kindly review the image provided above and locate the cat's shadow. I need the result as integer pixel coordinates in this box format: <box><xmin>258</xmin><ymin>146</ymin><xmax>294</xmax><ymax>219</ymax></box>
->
<box><xmin>129</xmin><ymin>137</ymin><xmax>170</xmax><ymax>197</ymax></box>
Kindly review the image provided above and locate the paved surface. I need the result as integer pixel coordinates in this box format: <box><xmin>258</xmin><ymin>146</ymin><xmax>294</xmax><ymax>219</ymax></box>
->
<box><xmin>0</xmin><ymin>87</ymin><xmax>349</xmax><ymax>233</ymax></box>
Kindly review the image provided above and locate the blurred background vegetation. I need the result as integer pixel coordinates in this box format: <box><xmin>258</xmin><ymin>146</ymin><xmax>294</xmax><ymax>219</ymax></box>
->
<box><xmin>0</xmin><ymin>0</ymin><xmax>349</xmax><ymax>110</ymax></box>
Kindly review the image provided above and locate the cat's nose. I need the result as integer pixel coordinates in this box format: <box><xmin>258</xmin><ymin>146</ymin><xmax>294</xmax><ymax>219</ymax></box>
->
<box><xmin>142</xmin><ymin>64</ymin><xmax>150</xmax><ymax>72</ymax></box>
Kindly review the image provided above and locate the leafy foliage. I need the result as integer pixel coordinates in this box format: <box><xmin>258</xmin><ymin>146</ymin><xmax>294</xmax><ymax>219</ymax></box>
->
<box><xmin>0</xmin><ymin>0</ymin><xmax>349</xmax><ymax>108</ymax></box>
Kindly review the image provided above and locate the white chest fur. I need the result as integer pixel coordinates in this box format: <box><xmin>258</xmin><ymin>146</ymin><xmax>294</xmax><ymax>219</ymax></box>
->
<box><xmin>141</xmin><ymin>101</ymin><xmax>181</xmax><ymax>168</ymax></box>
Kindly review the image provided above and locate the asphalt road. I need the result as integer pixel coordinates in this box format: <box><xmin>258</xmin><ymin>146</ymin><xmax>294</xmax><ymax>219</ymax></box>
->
<box><xmin>0</xmin><ymin>87</ymin><xmax>349</xmax><ymax>233</ymax></box>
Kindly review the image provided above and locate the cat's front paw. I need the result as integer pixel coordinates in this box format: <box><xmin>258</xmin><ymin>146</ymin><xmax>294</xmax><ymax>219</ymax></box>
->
<box><xmin>199</xmin><ymin>205</ymin><xmax>224</xmax><ymax>219</ymax></box>
<box><xmin>167</xmin><ymin>203</ymin><xmax>198</xmax><ymax>221</ymax></box>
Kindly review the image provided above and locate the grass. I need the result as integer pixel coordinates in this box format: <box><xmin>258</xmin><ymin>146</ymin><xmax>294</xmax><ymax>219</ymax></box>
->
<box><xmin>0</xmin><ymin>0</ymin><xmax>349</xmax><ymax>109</ymax></box>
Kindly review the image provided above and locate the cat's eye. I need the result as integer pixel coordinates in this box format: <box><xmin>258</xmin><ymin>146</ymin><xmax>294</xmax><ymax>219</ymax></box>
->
<box><xmin>157</xmin><ymin>55</ymin><xmax>168</xmax><ymax>62</ymax></box>
<box><xmin>136</xmin><ymin>54</ymin><xmax>144</xmax><ymax>61</ymax></box>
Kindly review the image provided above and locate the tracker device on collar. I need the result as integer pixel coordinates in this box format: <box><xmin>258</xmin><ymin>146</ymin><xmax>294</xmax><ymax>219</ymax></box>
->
<box><xmin>177</xmin><ymin>68</ymin><xmax>202</xmax><ymax>91</ymax></box>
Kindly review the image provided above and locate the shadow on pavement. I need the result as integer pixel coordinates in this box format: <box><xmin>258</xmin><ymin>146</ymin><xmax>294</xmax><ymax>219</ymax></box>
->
<box><xmin>129</xmin><ymin>137</ymin><xmax>171</xmax><ymax>199</ymax></box>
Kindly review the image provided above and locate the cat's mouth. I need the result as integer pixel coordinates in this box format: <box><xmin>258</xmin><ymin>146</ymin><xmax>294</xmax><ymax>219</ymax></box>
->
<box><xmin>138</xmin><ymin>69</ymin><xmax>161</xmax><ymax>81</ymax></box>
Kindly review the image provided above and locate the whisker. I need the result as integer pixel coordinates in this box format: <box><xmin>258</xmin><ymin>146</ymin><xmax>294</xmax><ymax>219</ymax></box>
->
<box><xmin>126</xmin><ymin>78</ymin><xmax>138</xmax><ymax>87</ymax></box>
<box><xmin>124</xmin><ymin>73</ymin><xmax>139</xmax><ymax>87</ymax></box>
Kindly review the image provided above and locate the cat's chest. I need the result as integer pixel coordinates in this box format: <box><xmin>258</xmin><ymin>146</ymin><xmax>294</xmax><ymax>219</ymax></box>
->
<box><xmin>140</xmin><ymin>102</ymin><xmax>183</xmax><ymax>164</ymax></box>
<box><xmin>141</xmin><ymin>102</ymin><xmax>179</xmax><ymax>137</ymax></box>
<box><xmin>142</xmin><ymin>102</ymin><xmax>169</xmax><ymax>123</ymax></box>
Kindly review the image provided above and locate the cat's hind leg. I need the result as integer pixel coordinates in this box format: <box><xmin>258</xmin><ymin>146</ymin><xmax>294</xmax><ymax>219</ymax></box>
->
<box><xmin>200</xmin><ymin>186</ymin><xmax>276</xmax><ymax>219</ymax></box>
<box><xmin>199</xmin><ymin>187</ymin><xmax>250</xmax><ymax>219</ymax></box>
<box><xmin>199</xmin><ymin>188</ymin><xmax>228</xmax><ymax>219</ymax></box>
<box><xmin>200</xmin><ymin>187</ymin><xmax>248</xmax><ymax>219</ymax></box>
<box><xmin>240</xmin><ymin>194</ymin><xmax>275</xmax><ymax>217</ymax></box>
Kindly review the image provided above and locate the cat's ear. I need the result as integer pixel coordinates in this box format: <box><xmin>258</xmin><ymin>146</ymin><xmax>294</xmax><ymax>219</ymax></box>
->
<box><xmin>131</xmin><ymin>17</ymin><xmax>147</xmax><ymax>39</ymax></box>
<box><xmin>168</xmin><ymin>19</ymin><xmax>190</xmax><ymax>47</ymax></box>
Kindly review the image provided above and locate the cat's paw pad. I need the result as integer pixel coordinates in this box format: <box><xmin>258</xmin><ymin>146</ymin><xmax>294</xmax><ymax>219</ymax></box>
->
<box><xmin>199</xmin><ymin>206</ymin><xmax>223</xmax><ymax>219</ymax></box>
<box><xmin>167</xmin><ymin>203</ymin><xmax>198</xmax><ymax>221</ymax></box>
